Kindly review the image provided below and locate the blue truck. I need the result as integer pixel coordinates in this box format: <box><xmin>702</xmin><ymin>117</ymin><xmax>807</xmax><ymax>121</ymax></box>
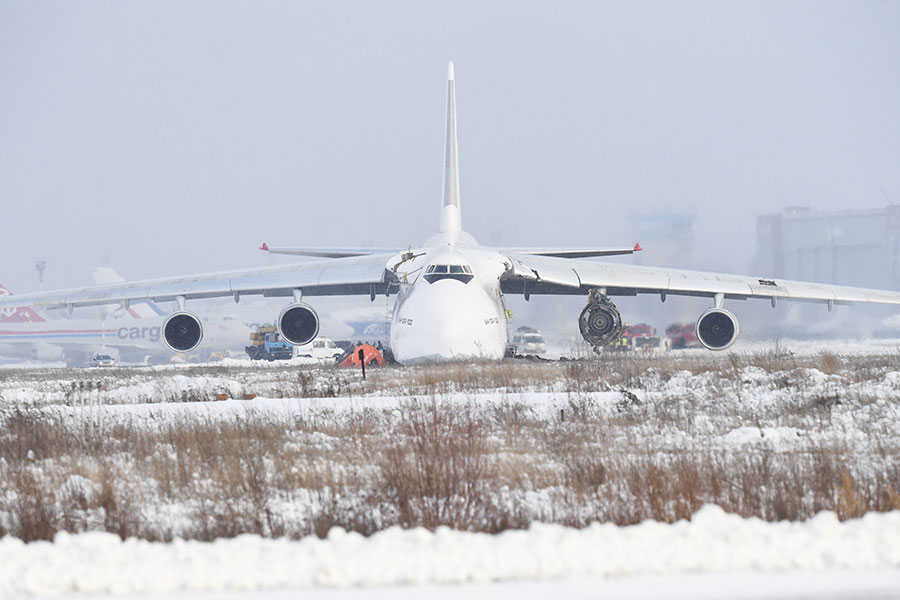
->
<box><xmin>245</xmin><ymin>326</ymin><xmax>294</xmax><ymax>360</ymax></box>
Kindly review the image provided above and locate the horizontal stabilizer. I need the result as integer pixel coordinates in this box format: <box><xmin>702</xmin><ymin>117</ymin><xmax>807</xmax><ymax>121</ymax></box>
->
<box><xmin>260</xmin><ymin>244</ymin><xmax>398</xmax><ymax>259</ymax></box>
<box><xmin>503</xmin><ymin>244</ymin><xmax>643</xmax><ymax>259</ymax></box>
<box><xmin>0</xmin><ymin>284</ymin><xmax>47</xmax><ymax>322</ymax></box>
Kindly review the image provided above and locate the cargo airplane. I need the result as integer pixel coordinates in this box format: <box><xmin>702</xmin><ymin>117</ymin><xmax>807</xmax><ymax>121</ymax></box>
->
<box><xmin>0</xmin><ymin>282</ymin><xmax>161</xmax><ymax>363</ymax></box>
<box><xmin>0</xmin><ymin>271</ymin><xmax>249</xmax><ymax>363</ymax></box>
<box><xmin>4</xmin><ymin>63</ymin><xmax>900</xmax><ymax>364</ymax></box>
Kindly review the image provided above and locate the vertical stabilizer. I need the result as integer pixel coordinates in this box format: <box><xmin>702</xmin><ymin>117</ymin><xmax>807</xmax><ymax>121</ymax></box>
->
<box><xmin>0</xmin><ymin>285</ymin><xmax>46</xmax><ymax>323</ymax></box>
<box><xmin>92</xmin><ymin>267</ymin><xmax>166</xmax><ymax>318</ymax></box>
<box><xmin>440</xmin><ymin>61</ymin><xmax>462</xmax><ymax>235</ymax></box>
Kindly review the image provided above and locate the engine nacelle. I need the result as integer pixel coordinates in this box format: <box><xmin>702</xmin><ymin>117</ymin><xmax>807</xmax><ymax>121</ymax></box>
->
<box><xmin>163</xmin><ymin>311</ymin><xmax>204</xmax><ymax>352</ymax></box>
<box><xmin>578</xmin><ymin>293</ymin><xmax>623</xmax><ymax>348</ymax></box>
<box><xmin>695</xmin><ymin>308</ymin><xmax>739</xmax><ymax>351</ymax></box>
<box><xmin>278</xmin><ymin>303</ymin><xmax>320</xmax><ymax>346</ymax></box>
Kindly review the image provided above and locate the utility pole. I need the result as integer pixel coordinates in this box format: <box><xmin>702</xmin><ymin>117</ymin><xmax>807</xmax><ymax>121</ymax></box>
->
<box><xmin>35</xmin><ymin>260</ymin><xmax>46</xmax><ymax>291</ymax></box>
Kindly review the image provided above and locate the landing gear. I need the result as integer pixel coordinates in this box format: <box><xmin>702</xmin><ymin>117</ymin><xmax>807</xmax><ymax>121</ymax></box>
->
<box><xmin>578</xmin><ymin>289</ymin><xmax>623</xmax><ymax>352</ymax></box>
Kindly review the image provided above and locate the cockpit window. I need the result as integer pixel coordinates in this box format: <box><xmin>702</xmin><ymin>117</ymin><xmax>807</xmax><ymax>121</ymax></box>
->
<box><xmin>424</xmin><ymin>263</ymin><xmax>474</xmax><ymax>284</ymax></box>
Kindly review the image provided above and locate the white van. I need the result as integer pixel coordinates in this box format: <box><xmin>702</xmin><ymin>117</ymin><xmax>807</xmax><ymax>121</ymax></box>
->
<box><xmin>293</xmin><ymin>337</ymin><xmax>343</xmax><ymax>362</ymax></box>
<box><xmin>510</xmin><ymin>328</ymin><xmax>547</xmax><ymax>355</ymax></box>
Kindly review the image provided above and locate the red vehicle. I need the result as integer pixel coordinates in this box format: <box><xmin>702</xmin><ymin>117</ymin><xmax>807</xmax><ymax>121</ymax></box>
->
<box><xmin>616</xmin><ymin>323</ymin><xmax>668</xmax><ymax>352</ymax></box>
<box><xmin>665</xmin><ymin>323</ymin><xmax>700</xmax><ymax>349</ymax></box>
<box><xmin>622</xmin><ymin>323</ymin><xmax>656</xmax><ymax>339</ymax></box>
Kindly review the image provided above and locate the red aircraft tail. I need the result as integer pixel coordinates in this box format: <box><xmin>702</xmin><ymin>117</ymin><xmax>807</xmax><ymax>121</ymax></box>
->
<box><xmin>0</xmin><ymin>284</ymin><xmax>47</xmax><ymax>323</ymax></box>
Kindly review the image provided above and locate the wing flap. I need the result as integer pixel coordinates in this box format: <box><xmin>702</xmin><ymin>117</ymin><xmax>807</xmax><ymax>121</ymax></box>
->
<box><xmin>666</xmin><ymin>271</ymin><xmax>754</xmax><ymax>298</ymax></box>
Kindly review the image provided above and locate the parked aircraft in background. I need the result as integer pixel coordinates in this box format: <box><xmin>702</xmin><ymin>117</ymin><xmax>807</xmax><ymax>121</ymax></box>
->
<box><xmin>0</xmin><ymin>273</ymin><xmax>250</xmax><ymax>364</ymax></box>
<box><xmin>90</xmin><ymin>267</ymin><xmax>253</xmax><ymax>360</ymax></box>
<box><xmin>4</xmin><ymin>63</ymin><xmax>900</xmax><ymax>364</ymax></box>
<box><xmin>0</xmin><ymin>283</ymin><xmax>154</xmax><ymax>363</ymax></box>
<box><xmin>91</xmin><ymin>267</ymin><xmax>167</xmax><ymax>320</ymax></box>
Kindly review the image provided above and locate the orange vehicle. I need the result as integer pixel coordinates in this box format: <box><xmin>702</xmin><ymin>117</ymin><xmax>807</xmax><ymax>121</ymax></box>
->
<box><xmin>336</xmin><ymin>343</ymin><xmax>386</xmax><ymax>368</ymax></box>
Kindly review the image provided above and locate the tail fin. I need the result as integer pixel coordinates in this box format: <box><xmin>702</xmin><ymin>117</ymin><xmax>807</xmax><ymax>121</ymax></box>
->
<box><xmin>0</xmin><ymin>284</ymin><xmax>46</xmax><ymax>322</ymax></box>
<box><xmin>439</xmin><ymin>61</ymin><xmax>462</xmax><ymax>235</ymax></box>
<box><xmin>91</xmin><ymin>267</ymin><xmax>166</xmax><ymax>319</ymax></box>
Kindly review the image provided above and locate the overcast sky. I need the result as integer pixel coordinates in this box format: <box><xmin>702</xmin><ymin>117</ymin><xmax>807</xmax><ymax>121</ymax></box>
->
<box><xmin>1</xmin><ymin>0</ymin><xmax>898</xmax><ymax>294</ymax></box>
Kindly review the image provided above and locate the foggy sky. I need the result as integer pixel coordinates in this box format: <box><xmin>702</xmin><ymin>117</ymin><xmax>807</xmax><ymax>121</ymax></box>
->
<box><xmin>2</xmin><ymin>0</ymin><xmax>899</xmax><ymax>295</ymax></box>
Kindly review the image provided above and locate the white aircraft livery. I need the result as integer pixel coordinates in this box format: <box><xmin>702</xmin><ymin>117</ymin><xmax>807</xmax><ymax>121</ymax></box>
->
<box><xmin>4</xmin><ymin>63</ymin><xmax>900</xmax><ymax>364</ymax></box>
<box><xmin>0</xmin><ymin>282</ymin><xmax>155</xmax><ymax>363</ymax></box>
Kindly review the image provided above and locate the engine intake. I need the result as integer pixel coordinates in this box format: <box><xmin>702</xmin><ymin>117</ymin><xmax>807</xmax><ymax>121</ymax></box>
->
<box><xmin>163</xmin><ymin>312</ymin><xmax>203</xmax><ymax>352</ymax></box>
<box><xmin>278</xmin><ymin>303</ymin><xmax>320</xmax><ymax>346</ymax></box>
<box><xmin>578</xmin><ymin>292</ymin><xmax>623</xmax><ymax>348</ymax></box>
<box><xmin>695</xmin><ymin>308</ymin><xmax>739</xmax><ymax>350</ymax></box>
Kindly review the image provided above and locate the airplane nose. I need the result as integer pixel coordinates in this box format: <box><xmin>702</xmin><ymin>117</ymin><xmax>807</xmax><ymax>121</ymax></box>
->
<box><xmin>391</xmin><ymin>279</ymin><xmax>507</xmax><ymax>363</ymax></box>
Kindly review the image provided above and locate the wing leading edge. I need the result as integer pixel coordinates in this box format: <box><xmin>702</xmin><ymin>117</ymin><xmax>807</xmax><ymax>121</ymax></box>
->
<box><xmin>500</xmin><ymin>253</ymin><xmax>900</xmax><ymax>306</ymax></box>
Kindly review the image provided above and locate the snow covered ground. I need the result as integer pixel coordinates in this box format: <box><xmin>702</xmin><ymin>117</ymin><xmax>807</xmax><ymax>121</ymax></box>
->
<box><xmin>120</xmin><ymin>572</ymin><xmax>900</xmax><ymax>600</ymax></box>
<box><xmin>1</xmin><ymin>505</ymin><xmax>899</xmax><ymax>597</ymax></box>
<box><xmin>1</xmin><ymin>342</ymin><xmax>899</xmax><ymax>597</ymax></box>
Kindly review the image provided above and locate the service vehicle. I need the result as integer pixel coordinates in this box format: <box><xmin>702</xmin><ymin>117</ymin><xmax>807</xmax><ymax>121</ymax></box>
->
<box><xmin>246</xmin><ymin>326</ymin><xmax>293</xmax><ymax>360</ymax></box>
<box><xmin>91</xmin><ymin>353</ymin><xmax>115</xmax><ymax>367</ymax></box>
<box><xmin>607</xmin><ymin>323</ymin><xmax>668</xmax><ymax>352</ymax></box>
<box><xmin>666</xmin><ymin>322</ymin><xmax>701</xmax><ymax>349</ymax></box>
<box><xmin>509</xmin><ymin>326</ymin><xmax>546</xmax><ymax>355</ymax></box>
<box><xmin>293</xmin><ymin>337</ymin><xmax>343</xmax><ymax>362</ymax></box>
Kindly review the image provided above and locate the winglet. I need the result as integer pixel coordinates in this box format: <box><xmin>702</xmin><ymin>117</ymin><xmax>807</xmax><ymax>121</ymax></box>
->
<box><xmin>439</xmin><ymin>61</ymin><xmax>462</xmax><ymax>235</ymax></box>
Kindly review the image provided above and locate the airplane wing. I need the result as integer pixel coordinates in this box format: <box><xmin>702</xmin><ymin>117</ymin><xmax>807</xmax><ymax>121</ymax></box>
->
<box><xmin>500</xmin><ymin>253</ymin><xmax>900</xmax><ymax>306</ymax></box>
<box><xmin>0</xmin><ymin>254</ymin><xmax>399</xmax><ymax>312</ymax></box>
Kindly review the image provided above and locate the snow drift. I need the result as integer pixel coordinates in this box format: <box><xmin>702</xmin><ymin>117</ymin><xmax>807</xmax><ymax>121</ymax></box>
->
<box><xmin>1</xmin><ymin>505</ymin><xmax>899</xmax><ymax>596</ymax></box>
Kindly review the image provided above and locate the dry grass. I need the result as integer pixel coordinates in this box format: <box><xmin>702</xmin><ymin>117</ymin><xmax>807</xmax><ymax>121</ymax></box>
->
<box><xmin>1</xmin><ymin>351</ymin><xmax>899</xmax><ymax>542</ymax></box>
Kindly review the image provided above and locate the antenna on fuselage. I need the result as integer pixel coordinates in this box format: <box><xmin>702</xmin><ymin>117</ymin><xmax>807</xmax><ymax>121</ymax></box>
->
<box><xmin>439</xmin><ymin>61</ymin><xmax>461</xmax><ymax>236</ymax></box>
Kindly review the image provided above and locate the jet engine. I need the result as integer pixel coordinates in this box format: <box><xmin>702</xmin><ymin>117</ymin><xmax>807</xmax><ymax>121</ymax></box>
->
<box><xmin>163</xmin><ymin>312</ymin><xmax>203</xmax><ymax>352</ymax></box>
<box><xmin>578</xmin><ymin>291</ymin><xmax>623</xmax><ymax>349</ymax></box>
<box><xmin>278</xmin><ymin>303</ymin><xmax>320</xmax><ymax>346</ymax></box>
<box><xmin>695</xmin><ymin>308</ymin><xmax>739</xmax><ymax>350</ymax></box>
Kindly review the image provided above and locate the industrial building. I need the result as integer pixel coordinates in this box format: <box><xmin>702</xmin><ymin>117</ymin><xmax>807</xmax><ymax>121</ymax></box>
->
<box><xmin>754</xmin><ymin>206</ymin><xmax>900</xmax><ymax>290</ymax></box>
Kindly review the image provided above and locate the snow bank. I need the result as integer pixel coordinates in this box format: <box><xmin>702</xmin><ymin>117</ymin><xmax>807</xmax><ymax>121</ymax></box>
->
<box><xmin>1</xmin><ymin>506</ymin><xmax>898</xmax><ymax>597</ymax></box>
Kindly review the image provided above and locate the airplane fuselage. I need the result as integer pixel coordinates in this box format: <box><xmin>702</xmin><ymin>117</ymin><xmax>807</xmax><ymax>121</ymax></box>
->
<box><xmin>389</xmin><ymin>231</ymin><xmax>510</xmax><ymax>364</ymax></box>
